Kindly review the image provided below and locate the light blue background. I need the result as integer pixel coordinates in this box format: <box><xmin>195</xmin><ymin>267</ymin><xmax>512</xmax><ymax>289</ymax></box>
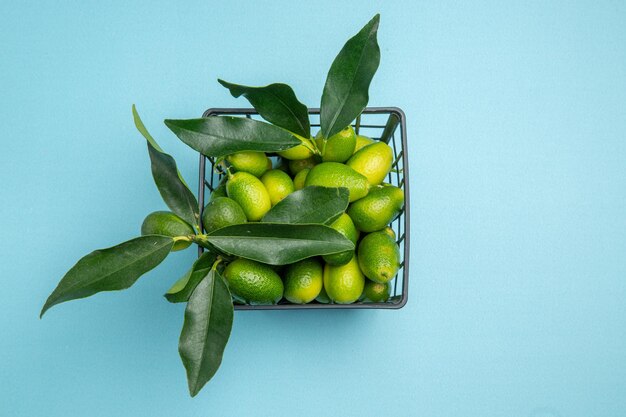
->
<box><xmin>1</xmin><ymin>1</ymin><xmax>625</xmax><ymax>416</ymax></box>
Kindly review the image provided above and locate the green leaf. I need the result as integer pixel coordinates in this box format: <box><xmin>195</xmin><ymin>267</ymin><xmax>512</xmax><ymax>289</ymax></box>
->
<box><xmin>164</xmin><ymin>116</ymin><xmax>302</xmax><ymax>158</ymax></box>
<box><xmin>261</xmin><ymin>186</ymin><xmax>349</xmax><ymax>225</ymax></box>
<box><xmin>133</xmin><ymin>105</ymin><xmax>200</xmax><ymax>227</ymax></box>
<box><xmin>40</xmin><ymin>236</ymin><xmax>174</xmax><ymax>317</ymax></box>
<box><xmin>218</xmin><ymin>79</ymin><xmax>310</xmax><ymax>138</ymax></box>
<box><xmin>165</xmin><ymin>250</ymin><xmax>218</xmax><ymax>303</ymax></box>
<box><xmin>204</xmin><ymin>223</ymin><xmax>354</xmax><ymax>265</ymax></box>
<box><xmin>179</xmin><ymin>268</ymin><xmax>234</xmax><ymax>397</ymax></box>
<box><xmin>320</xmin><ymin>14</ymin><xmax>381</xmax><ymax>138</ymax></box>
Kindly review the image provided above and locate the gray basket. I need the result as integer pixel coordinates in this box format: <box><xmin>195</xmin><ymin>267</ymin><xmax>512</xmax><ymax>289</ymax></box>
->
<box><xmin>198</xmin><ymin>107</ymin><xmax>409</xmax><ymax>310</ymax></box>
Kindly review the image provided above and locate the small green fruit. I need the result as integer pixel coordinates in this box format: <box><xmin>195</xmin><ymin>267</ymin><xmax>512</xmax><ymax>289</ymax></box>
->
<box><xmin>315</xmin><ymin>126</ymin><xmax>356</xmax><ymax>163</ymax></box>
<box><xmin>226</xmin><ymin>151</ymin><xmax>270</xmax><ymax>177</ymax></box>
<box><xmin>260</xmin><ymin>169</ymin><xmax>295</xmax><ymax>206</ymax></box>
<box><xmin>347</xmin><ymin>185</ymin><xmax>404</xmax><ymax>232</ymax></box>
<box><xmin>304</xmin><ymin>162</ymin><xmax>369</xmax><ymax>202</ymax></box>
<box><xmin>223</xmin><ymin>259</ymin><xmax>284</xmax><ymax>305</ymax></box>
<box><xmin>283</xmin><ymin>258</ymin><xmax>323</xmax><ymax>304</ymax></box>
<box><xmin>358</xmin><ymin>231</ymin><xmax>400</xmax><ymax>284</ymax></box>
<box><xmin>226</xmin><ymin>171</ymin><xmax>271</xmax><ymax>221</ymax></box>
<box><xmin>322</xmin><ymin>213</ymin><xmax>359</xmax><ymax>266</ymax></box>
<box><xmin>323</xmin><ymin>255</ymin><xmax>365</xmax><ymax>304</ymax></box>
<box><xmin>346</xmin><ymin>141</ymin><xmax>393</xmax><ymax>186</ymax></box>
<box><xmin>202</xmin><ymin>197</ymin><xmax>247</xmax><ymax>233</ymax></box>
<box><xmin>141</xmin><ymin>211</ymin><xmax>194</xmax><ymax>251</ymax></box>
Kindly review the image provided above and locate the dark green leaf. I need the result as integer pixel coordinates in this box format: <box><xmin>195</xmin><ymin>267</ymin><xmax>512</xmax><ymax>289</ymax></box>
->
<box><xmin>179</xmin><ymin>269</ymin><xmax>233</xmax><ymax>397</ymax></box>
<box><xmin>320</xmin><ymin>14</ymin><xmax>381</xmax><ymax>138</ymax></box>
<box><xmin>218</xmin><ymin>79</ymin><xmax>310</xmax><ymax>138</ymax></box>
<box><xmin>261</xmin><ymin>186</ymin><xmax>349</xmax><ymax>225</ymax></box>
<box><xmin>164</xmin><ymin>116</ymin><xmax>302</xmax><ymax>158</ymax></box>
<box><xmin>133</xmin><ymin>105</ymin><xmax>200</xmax><ymax>227</ymax></box>
<box><xmin>40</xmin><ymin>236</ymin><xmax>173</xmax><ymax>317</ymax></box>
<box><xmin>205</xmin><ymin>223</ymin><xmax>354</xmax><ymax>265</ymax></box>
<box><xmin>165</xmin><ymin>250</ymin><xmax>218</xmax><ymax>303</ymax></box>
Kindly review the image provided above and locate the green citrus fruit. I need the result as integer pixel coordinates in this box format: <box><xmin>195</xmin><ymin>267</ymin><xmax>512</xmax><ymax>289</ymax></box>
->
<box><xmin>322</xmin><ymin>213</ymin><xmax>359</xmax><ymax>266</ymax></box>
<box><xmin>358</xmin><ymin>231</ymin><xmax>401</xmax><ymax>284</ymax></box>
<box><xmin>361</xmin><ymin>280</ymin><xmax>391</xmax><ymax>302</ymax></box>
<box><xmin>226</xmin><ymin>171</ymin><xmax>271</xmax><ymax>221</ymax></box>
<box><xmin>223</xmin><ymin>259</ymin><xmax>284</xmax><ymax>305</ymax></box>
<box><xmin>304</xmin><ymin>162</ymin><xmax>370</xmax><ymax>202</ymax></box>
<box><xmin>347</xmin><ymin>185</ymin><xmax>404</xmax><ymax>232</ymax></box>
<box><xmin>354</xmin><ymin>134</ymin><xmax>374</xmax><ymax>153</ymax></box>
<box><xmin>315</xmin><ymin>126</ymin><xmax>356</xmax><ymax>163</ymax></box>
<box><xmin>201</xmin><ymin>197</ymin><xmax>247</xmax><ymax>233</ymax></box>
<box><xmin>277</xmin><ymin>135</ymin><xmax>315</xmax><ymax>160</ymax></box>
<box><xmin>226</xmin><ymin>151</ymin><xmax>270</xmax><ymax>177</ymax></box>
<box><xmin>141</xmin><ymin>211</ymin><xmax>194</xmax><ymax>251</ymax></box>
<box><xmin>346</xmin><ymin>141</ymin><xmax>393</xmax><ymax>185</ymax></box>
<box><xmin>289</xmin><ymin>156</ymin><xmax>317</xmax><ymax>175</ymax></box>
<box><xmin>293</xmin><ymin>168</ymin><xmax>310</xmax><ymax>191</ymax></box>
<box><xmin>283</xmin><ymin>258</ymin><xmax>323</xmax><ymax>304</ymax></box>
<box><xmin>260</xmin><ymin>169</ymin><xmax>295</xmax><ymax>206</ymax></box>
<box><xmin>323</xmin><ymin>255</ymin><xmax>365</xmax><ymax>304</ymax></box>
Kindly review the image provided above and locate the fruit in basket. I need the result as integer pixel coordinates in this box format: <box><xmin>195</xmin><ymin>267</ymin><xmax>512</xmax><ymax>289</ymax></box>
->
<box><xmin>288</xmin><ymin>156</ymin><xmax>317</xmax><ymax>175</ymax></box>
<box><xmin>283</xmin><ymin>258</ymin><xmax>324</xmax><ymax>304</ymax></box>
<box><xmin>347</xmin><ymin>185</ymin><xmax>404</xmax><ymax>232</ymax></box>
<box><xmin>223</xmin><ymin>258</ymin><xmax>284</xmax><ymax>305</ymax></box>
<box><xmin>354</xmin><ymin>134</ymin><xmax>374</xmax><ymax>153</ymax></box>
<box><xmin>277</xmin><ymin>135</ymin><xmax>316</xmax><ymax>160</ymax></box>
<box><xmin>226</xmin><ymin>151</ymin><xmax>270</xmax><ymax>177</ymax></box>
<box><xmin>323</xmin><ymin>255</ymin><xmax>365</xmax><ymax>304</ymax></box>
<box><xmin>358</xmin><ymin>230</ymin><xmax>400</xmax><ymax>284</ymax></box>
<box><xmin>226</xmin><ymin>171</ymin><xmax>271</xmax><ymax>221</ymax></box>
<box><xmin>202</xmin><ymin>197</ymin><xmax>247</xmax><ymax>233</ymax></box>
<box><xmin>315</xmin><ymin>126</ymin><xmax>357</xmax><ymax>163</ymax></box>
<box><xmin>322</xmin><ymin>213</ymin><xmax>359</xmax><ymax>266</ymax></box>
<box><xmin>361</xmin><ymin>280</ymin><xmax>391</xmax><ymax>302</ymax></box>
<box><xmin>346</xmin><ymin>141</ymin><xmax>393</xmax><ymax>186</ymax></box>
<box><xmin>304</xmin><ymin>162</ymin><xmax>370</xmax><ymax>202</ymax></box>
<box><xmin>141</xmin><ymin>211</ymin><xmax>194</xmax><ymax>251</ymax></box>
<box><xmin>260</xmin><ymin>169</ymin><xmax>295</xmax><ymax>206</ymax></box>
<box><xmin>293</xmin><ymin>168</ymin><xmax>310</xmax><ymax>190</ymax></box>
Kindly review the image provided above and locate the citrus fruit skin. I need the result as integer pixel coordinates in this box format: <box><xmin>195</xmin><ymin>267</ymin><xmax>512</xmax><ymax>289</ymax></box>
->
<box><xmin>283</xmin><ymin>258</ymin><xmax>323</xmax><ymax>304</ymax></box>
<box><xmin>202</xmin><ymin>197</ymin><xmax>247</xmax><ymax>233</ymax></box>
<box><xmin>382</xmin><ymin>226</ymin><xmax>396</xmax><ymax>240</ymax></box>
<box><xmin>141</xmin><ymin>211</ymin><xmax>194</xmax><ymax>251</ymax></box>
<box><xmin>278</xmin><ymin>135</ymin><xmax>315</xmax><ymax>160</ymax></box>
<box><xmin>223</xmin><ymin>258</ymin><xmax>284</xmax><ymax>305</ymax></box>
<box><xmin>323</xmin><ymin>255</ymin><xmax>365</xmax><ymax>304</ymax></box>
<box><xmin>226</xmin><ymin>171</ymin><xmax>271</xmax><ymax>221</ymax></box>
<box><xmin>361</xmin><ymin>280</ymin><xmax>391</xmax><ymax>302</ymax></box>
<box><xmin>226</xmin><ymin>151</ymin><xmax>270</xmax><ymax>178</ymax></box>
<box><xmin>358</xmin><ymin>231</ymin><xmax>400</xmax><ymax>284</ymax></box>
<box><xmin>289</xmin><ymin>156</ymin><xmax>317</xmax><ymax>176</ymax></box>
<box><xmin>315</xmin><ymin>126</ymin><xmax>356</xmax><ymax>163</ymax></box>
<box><xmin>354</xmin><ymin>134</ymin><xmax>374</xmax><ymax>153</ymax></box>
<box><xmin>322</xmin><ymin>213</ymin><xmax>359</xmax><ymax>266</ymax></box>
<box><xmin>347</xmin><ymin>185</ymin><xmax>404</xmax><ymax>232</ymax></box>
<box><xmin>293</xmin><ymin>168</ymin><xmax>310</xmax><ymax>191</ymax></box>
<box><xmin>346</xmin><ymin>141</ymin><xmax>393</xmax><ymax>186</ymax></box>
<box><xmin>304</xmin><ymin>162</ymin><xmax>369</xmax><ymax>202</ymax></box>
<box><xmin>260</xmin><ymin>169</ymin><xmax>295</xmax><ymax>205</ymax></box>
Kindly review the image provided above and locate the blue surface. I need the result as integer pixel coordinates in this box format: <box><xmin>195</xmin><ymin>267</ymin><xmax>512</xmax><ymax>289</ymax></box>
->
<box><xmin>1</xmin><ymin>1</ymin><xmax>625</xmax><ymax>416</ymax></box>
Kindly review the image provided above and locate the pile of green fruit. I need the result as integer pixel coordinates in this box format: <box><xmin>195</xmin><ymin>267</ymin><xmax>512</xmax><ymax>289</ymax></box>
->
<box><xmin>197</xmin><ymin>122</ymin><xmax>404</xmax><ymax>306</ymax></box>
<box><xmin>41</xmin><ymin>14</ymin><xmax>404</xmax><ymax>396</ymax></box>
